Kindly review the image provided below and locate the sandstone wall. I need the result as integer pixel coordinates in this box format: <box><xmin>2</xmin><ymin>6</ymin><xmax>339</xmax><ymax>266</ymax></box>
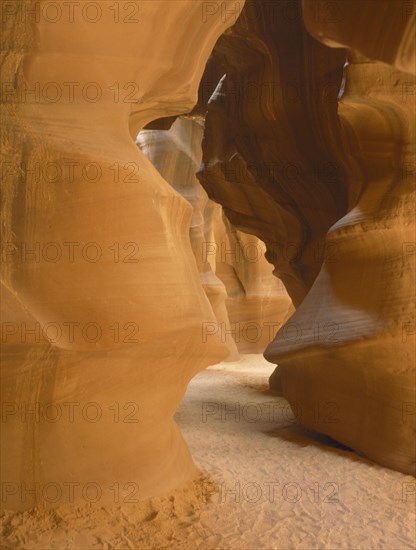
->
<box><xmin>138</xmin><ymin>116</ymin><xmax>293</xmax><ymax>356</ymax></box>
<box><xmin>198</xmin><ymin>0</ymin><xmax>415</xmax><ymax>474</ymax></box>
<box><xmin>0</xmin><ymin>0</ymin><xmax>245</xmax><ymax>509</ymax></box>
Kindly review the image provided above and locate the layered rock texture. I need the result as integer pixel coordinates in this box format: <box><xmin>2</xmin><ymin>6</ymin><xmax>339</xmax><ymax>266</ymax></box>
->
<box><xmin>138</xmin><ymin>117</ymin><xmax>292</xmax><ymax>355</ymax></box>
<box><xmin>211</xmin><ymin>209</ymin><xmax>293</xmax><ymax>354</ymax></box>
<box><xmin>199</xmin><ymin>0</ymin><xmax>415</xmax><ymax>474</ymax></box>
<box><xmin>0</xmin><ymin>0</ymin><xmax>243</xmax><ymax>509</ymax></box>
<box><xmin>1</xmin><ymin>0</ymin><xmax>414</xmax><ymax>513</ymax></box>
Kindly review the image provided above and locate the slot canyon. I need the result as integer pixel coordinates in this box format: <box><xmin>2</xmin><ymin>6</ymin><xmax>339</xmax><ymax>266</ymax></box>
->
<box><xmin>0</xmin><ymin>0</ymin><xmax>415</xmax><ymax>548</ymax></box>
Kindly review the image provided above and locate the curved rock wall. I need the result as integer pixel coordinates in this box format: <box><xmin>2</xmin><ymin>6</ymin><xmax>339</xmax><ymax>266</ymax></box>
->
<box><xmin>197</xmin><ymin>0</ymin><xmax>353</xmax><ymax>307</ymax></box>
<box><xmin>138</xmin><ymin>117</ymin><xmax>292</xmax><ymax>355</ymax></box>
<box><xmin>212</xmin><ymin>209</ymin><xmax>294</xmax><ymax>353</ymax></box>
<box><xmin>199</xmin><ymin>0</ymin><xmax>415</xmax><ymax>474</ymax></box>
<box><xmin>1</xmin><ymin>0</ymin><xmax>414</xmax><ymax>513</ymax></box>
<box><xmin>137</xmin><ymin>118</ymin><xmax>239</xmax><ymax>360</ymax></box>
<box><xmin>0</xmin><ymin>0</ymin><xmax>244</xmax><ymax>509</ymax></box>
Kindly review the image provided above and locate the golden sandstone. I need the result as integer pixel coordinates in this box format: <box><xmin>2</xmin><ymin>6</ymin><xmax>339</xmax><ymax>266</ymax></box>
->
<box><xmin>1</xmin><ymin>0</ymin><xmax>414</xmax><ymax>521</ymax></box>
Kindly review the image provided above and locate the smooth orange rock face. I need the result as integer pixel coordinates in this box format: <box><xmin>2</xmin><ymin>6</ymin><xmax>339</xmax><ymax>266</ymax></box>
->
<box><xmin>199</xmin><ymin>0</ymin><xmax>415</xmax><ymax>474</ymax></box>
<box><xmin>1</xmin><ymin>0</ymin><xmax>414</xmax><ymax>514</ymax></box>
<box><xmin>302</xmin><ymin>0</ymin><xmax>415</xmax><ymax>74</ymax></box>
<box><xmin>1</xmin><ymin>0</ymin><xmax>244</xmax><ymax>509</ymax></box>
<box><xmin>266</xmin><ymin>52</ymin><xmax>416</xmax><ymax>475</ymax></box>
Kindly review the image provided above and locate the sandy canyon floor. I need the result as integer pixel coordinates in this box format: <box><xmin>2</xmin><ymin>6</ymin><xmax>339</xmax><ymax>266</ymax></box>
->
<box><xmin>1</xmin><ymin>355</ymin><xmax>415</xmax><ymax>549</ymax></box>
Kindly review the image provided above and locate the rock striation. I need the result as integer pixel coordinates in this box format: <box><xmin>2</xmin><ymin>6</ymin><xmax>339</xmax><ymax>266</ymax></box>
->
<box><xmin>1</xmin><ymin>0</ymin><xmax>414</xmax><ymax>514</ymax></box>
<box><xmin>138</xmin><ymin>116</ymin><xmax>292</xmax><ymax>355</ymax></box>
<box><xmin>198</xmin><ymin>0</ymin><xmax>415</xmax><ymax>474</ymax></box>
